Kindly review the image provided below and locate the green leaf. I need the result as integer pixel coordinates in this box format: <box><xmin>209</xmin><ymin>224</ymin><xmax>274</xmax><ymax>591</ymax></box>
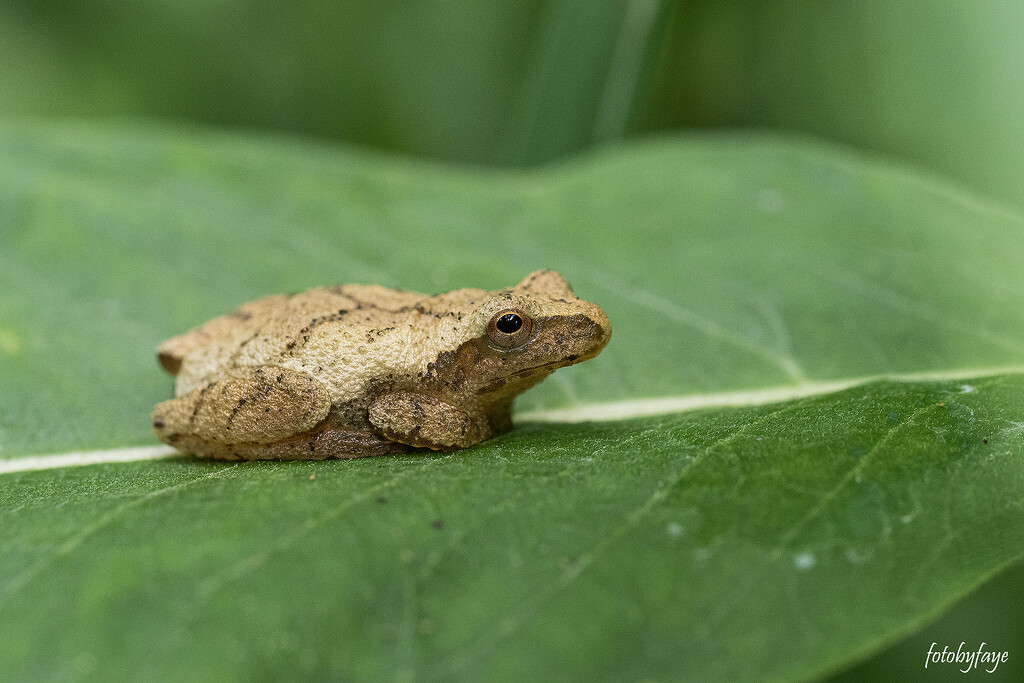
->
<box><xmin>1</xmin><ymin>124</ymin><xmax>1022</xmax><ymax>681</ymax></box>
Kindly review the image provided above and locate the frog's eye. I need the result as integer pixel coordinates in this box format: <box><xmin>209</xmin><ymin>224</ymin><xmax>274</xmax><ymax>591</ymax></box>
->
<box><xmin>487</xmin><ymin>309</ymin><xmax>532</xmax><ymax>348</ymax></box>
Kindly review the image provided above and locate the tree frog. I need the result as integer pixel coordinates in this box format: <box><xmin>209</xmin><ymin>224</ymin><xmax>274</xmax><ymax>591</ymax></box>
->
<box><xmin>152</xmin><ymin>270</ymin><xmax>610</xmax><ymax>460</ymax></box>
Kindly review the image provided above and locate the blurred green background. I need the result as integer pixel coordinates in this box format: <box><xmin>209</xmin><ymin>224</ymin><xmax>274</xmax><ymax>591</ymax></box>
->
<box><xmin>3</xmin><ymin>0</ymin><xmax>1023</xmax><ymax>211</ymax></box>
<box><xmin>0</xmin><ymin>0</ymin><xmax>640</xmax><ymax>164</ymax></box>
<box><xmin>1</xmin><ymin>0</ymin><xmax>1021</xmax><ymax>679</ymax></box>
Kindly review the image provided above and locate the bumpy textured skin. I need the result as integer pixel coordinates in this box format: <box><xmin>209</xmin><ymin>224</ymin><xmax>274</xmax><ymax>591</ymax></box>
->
<box><xmin>151</xmin><ymin>270</ymin><xmax>610</xmax><ymax>460</ymax></box>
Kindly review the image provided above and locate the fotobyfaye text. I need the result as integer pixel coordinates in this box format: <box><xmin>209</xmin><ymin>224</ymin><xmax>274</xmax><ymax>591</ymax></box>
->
<box><xmin>925</xmin><ymin>642</ymin><xmax>1009</xmax><ymax>673</ymax></box>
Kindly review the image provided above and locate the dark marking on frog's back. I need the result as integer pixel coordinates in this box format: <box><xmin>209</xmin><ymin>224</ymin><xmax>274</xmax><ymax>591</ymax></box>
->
<box><xmin>281</xmin><ymin>309</ymin><xmax>353</xmax><ymax>352</ymax></box>
<box><xmin>327</xmin><ymin>287</ymin><xmax>416</xmax><ymax>313</ymax></box>
<box><xmin>189</xmin><ymin>382</ymin><xmax>217</xmax><ymax>424</ymax></box>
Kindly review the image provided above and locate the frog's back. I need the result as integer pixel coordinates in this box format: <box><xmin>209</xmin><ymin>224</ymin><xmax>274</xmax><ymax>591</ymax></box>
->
<box><xmin>160</xmin><ymin>284</ymin><xmax>426</xmax><ymax>395</ymax></box>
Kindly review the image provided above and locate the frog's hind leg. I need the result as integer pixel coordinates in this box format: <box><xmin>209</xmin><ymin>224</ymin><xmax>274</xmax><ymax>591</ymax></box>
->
<box><xmin>153</xmin><ymin>365</ymin><xmax>411</xmax><ymax>460</ymax></box>
<box><xmin>151</xmin><ymin>366</ymin><xmax>331</xmax><ymax>454</ymax></box>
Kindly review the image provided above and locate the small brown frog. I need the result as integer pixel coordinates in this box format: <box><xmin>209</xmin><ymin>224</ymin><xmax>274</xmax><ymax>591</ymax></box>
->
<box><xmin>152</xmin><ymin>270</ymin><xmax>610</xmax><ymax>460</ymax></box>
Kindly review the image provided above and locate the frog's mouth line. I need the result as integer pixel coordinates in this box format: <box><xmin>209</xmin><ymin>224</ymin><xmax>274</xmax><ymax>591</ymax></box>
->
<box><xmin>478</xmin><ymin>346</ymin><xmax>600</xmax><ymax>396</ymax></box>
<box><xmin>475</xmin><ymin>358</ymin><xmax>578</xmax><ymax>395</ymax></box>
<box><xmin>511</xmin><ymin>347</ymin><xmax>600</xmax><ymax>378</ymax></box>
<box><xmin>515</xmin><ymin>318</ymin><xmax>609</xmax><ymax>374</ymax></box>
<box><xmin>512</xmin><ymin>361</ymin><xmax>566</xmax><ymax>378</ymax></box>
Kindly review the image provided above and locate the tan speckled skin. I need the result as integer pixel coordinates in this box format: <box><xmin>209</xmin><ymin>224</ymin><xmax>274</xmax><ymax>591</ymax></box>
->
<box><xmin>152</xmin><ymin>270</ymin><xmax>610</xmax><ymax>460</ymax></box>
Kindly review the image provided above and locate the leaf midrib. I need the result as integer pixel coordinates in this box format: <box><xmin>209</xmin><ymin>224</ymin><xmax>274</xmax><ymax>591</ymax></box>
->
<box><xmin>2</xmin><ymin>365</ymin><xmax>1022</xmax><ymax>474</ymax></box>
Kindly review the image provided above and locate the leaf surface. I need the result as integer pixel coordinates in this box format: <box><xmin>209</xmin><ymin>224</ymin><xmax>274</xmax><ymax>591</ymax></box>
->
<box><xmin>1</xmin><ymin>125</ymin><xmax>1022</xmax><ymax>681</ymax></box>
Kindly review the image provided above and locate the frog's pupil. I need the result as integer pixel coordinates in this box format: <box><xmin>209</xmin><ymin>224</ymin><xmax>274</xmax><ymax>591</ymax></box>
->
<box><xmin>496</xmin><ymin>313</ymin><xmax>522</xmax><ymax>334</ymax></box>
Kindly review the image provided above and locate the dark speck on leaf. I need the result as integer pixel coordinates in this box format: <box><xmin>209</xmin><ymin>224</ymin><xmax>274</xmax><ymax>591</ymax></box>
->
<box><xmin>377</xmin><ymin>496</ymin><xmax>388</xmax><ymax>504</ymax></box>
<box><xmin>983</xmin><ymin>439</ymin><xmax>989</xmax><ymax>444</ymax></box>
<box><xmin>431</xmin><ymin>520</ymin><xmax>444</xmax><ymax>530</ymax></box>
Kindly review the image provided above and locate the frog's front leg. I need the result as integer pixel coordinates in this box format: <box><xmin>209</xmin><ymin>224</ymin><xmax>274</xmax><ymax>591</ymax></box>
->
<box><xmin>151</xmin><ymin>365</ymin><xmax>332</xmax><ymax>448</ymax></box>
<box><xmin>368</xmin><ymin>392</ymin><xmax>490</xmax><ymax>450</ymax></box>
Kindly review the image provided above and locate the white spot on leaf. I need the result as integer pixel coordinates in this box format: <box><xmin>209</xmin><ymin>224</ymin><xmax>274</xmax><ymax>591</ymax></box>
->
<box><xmin>999</xmin><ymin>420</ymin><xmax>1024</xmax><ymax>438</ymax></box>
<box><xmin>793</xmin><ymin>552</ymin><xmax>816</xmax><ymax>570</ymax></box>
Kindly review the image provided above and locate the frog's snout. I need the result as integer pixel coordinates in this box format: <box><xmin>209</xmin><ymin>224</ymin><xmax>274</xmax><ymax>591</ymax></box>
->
<box><xmin>554</xmin><ymin>304</ymin><xmax>611</xmax><ymax>365</ymax></box>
